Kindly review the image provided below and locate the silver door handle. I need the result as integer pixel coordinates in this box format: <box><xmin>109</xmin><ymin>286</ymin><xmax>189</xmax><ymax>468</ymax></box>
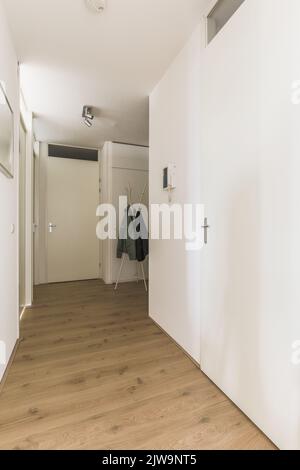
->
<box><xmin>48</xmin><ymin>223</ymin><xmax>57</xmax><ymax>233</ymax></box>
<box><xmin>202</xmin><ymin>218</ymin><xmax>210</xmax><ymax>245</ymax></box>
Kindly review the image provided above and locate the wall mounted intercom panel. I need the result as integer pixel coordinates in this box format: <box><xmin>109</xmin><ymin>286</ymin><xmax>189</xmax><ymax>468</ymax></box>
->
<box><xmin>163</xmin><ymin>163</ymin><xmax>176</xmax><ymax>191</ymax></box>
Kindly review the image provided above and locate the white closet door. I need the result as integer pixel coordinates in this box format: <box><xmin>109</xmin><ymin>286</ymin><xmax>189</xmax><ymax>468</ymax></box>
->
<box><xmin>200</xmin><ymin>0</ymin><xmax>300</xmax><ymax>450</ymax></box>
<box><xmin>47</xmin><ymin>157</ymin><xmax>99</xmax><ymax>283</ymax></box>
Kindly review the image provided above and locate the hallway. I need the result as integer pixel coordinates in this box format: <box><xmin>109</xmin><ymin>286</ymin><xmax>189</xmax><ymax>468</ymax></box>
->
<box><xmin>0</xmin><ymin>281</ymin><xmax>275</xmax><ymax>450</ymax></box>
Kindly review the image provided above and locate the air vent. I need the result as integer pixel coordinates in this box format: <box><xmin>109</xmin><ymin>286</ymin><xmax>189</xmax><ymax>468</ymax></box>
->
<box><xmin>48</xmin><ymin>145</ymin><xmax>98</xmax><ymax>162</ymax></box>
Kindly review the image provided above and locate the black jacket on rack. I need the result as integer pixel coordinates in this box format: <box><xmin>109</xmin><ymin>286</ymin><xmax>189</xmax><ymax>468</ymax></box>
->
<box><xmin>117</xmin><ymin>206</ymin><xmax>137</xmax><ymax>260</ymax></box>
<box><xmin>135</xmin><ymin>211</ymin><xmax>149</xmax><ymax>262</ymax></box>
<box><xmin>116</xmin><ymin>207</ymin><xmax>149</xmax><ymax>262</ymax></box>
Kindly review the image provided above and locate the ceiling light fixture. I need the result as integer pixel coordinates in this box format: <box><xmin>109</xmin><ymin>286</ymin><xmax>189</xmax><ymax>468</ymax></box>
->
<box><xmin>82</xmin><ymin>105</ymin><xmax>94</xmax><ymax>128</ymax></box>
<box><xmin>84</xmin><ymin>117</ymin><xmax>93</xmax><ymax>128</ymax></box>
<box><xmin>85</xmin><ymin>0</ymin><xmax>106</xmax><ymax>14</ymax></box>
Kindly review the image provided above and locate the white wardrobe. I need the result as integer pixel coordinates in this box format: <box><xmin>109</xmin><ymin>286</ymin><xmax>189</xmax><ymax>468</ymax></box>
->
<box><xmin>150</xmin><ymin>0</ymin><xmax>300</xmax><ymax>450</ymax></box>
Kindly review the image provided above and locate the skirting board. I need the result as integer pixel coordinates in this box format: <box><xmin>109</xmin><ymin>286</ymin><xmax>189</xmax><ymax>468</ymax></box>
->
<box><xmin>0</xmin><ymin>339</ymin><xmax>21</xmax><ymax>396</ymax></box>
<box><xmin>150</xmin><ymin>317</ymin><xmax>200</xmax><ymax>369</ymax></box>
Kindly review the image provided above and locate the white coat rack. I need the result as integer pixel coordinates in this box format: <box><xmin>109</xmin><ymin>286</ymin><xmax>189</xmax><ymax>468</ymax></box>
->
<box><xmin>115</xmin><ymin>183</ymin><xmax>148</xmax><ymax>292</ymax></box>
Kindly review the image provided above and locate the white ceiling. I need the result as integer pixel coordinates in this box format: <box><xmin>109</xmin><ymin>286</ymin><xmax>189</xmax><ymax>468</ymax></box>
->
<box><xmin>3</xmin><ymin>0</ymin><xmax>206</xmax><ymax>148</ymax></box>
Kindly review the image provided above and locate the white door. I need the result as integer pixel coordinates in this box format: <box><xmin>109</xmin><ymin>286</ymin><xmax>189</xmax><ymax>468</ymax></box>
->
<box><xmin>200</xmin><ymin>0</ymin><xmax>300</xmax><ymax>450</ymax></box>
<box><xmin>47</xmin><ymin>156</ymin><xmax>99</xmax><ymax>283</ymax></box>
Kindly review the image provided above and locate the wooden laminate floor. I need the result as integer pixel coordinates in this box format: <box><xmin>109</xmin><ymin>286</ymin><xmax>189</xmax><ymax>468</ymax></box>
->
<box><xmin>0</xmin><ymin>280</ymin><xmax>276</xmax><ymax>450</ymax></box>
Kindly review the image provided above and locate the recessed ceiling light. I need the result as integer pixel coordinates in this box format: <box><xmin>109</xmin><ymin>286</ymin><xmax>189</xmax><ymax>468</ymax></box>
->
<box><xmin>85</xmin><ymin>0</ymin><xmax>106</xmax><ymax>14</ymax></box>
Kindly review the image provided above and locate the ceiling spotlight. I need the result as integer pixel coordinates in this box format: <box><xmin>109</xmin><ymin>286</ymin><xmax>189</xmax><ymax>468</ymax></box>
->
<box><xmin>82</xmin><ymin>105</ymin><xmax>94</xmax><ymax>120</ymax></box>
<box><xmin>82</xmin><ymin>106</ymin><xmax>94</xmax><ymax>127</ymax></box>
<box><xmin>84</xmin><ymin>118</ymin><xmax>93</xmax><ymax>128</ymax></box>
<box><xmin>85</xmin><ymin>0</ymin><xmax>106</xmax><ymax>13</ymax></box>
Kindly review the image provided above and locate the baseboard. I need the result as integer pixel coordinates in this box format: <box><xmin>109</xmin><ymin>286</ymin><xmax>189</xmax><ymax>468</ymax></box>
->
<box><xmin>150</xmin><ymin>317</ymin><xmax>200</xmax><ymax>369</ymax></box>
<box><xmin>0</xmin><ymin>339</ymin><xmax>21</xmax><ymax>396</ymax></box>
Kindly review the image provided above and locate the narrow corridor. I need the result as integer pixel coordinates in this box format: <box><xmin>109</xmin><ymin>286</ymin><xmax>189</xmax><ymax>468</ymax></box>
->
<box><xmin>0</xmin><ymin>281</ymin><xmax>274</xmax><ymax>450</ymax></box>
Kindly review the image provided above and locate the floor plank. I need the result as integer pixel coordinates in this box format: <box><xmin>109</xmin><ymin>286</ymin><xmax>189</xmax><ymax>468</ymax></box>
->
<box><xmin>0</xmin><ymin>280</ymin><xmax>276</xmax><ymax>450</ymax></box>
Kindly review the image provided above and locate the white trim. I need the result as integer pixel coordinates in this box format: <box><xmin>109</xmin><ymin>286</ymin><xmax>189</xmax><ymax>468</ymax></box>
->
<box><xmin>33</xmin><ymin>147</ymin><xmax>40</xmax><ymax>285</ymax></box>
<box><xmin>98</xmin><ymin>149</ymin><xmax>103</xmax><ymax>279</ymax></box>
<box><xmin>203</xmin><ymin>0</ymin><xmax>219</xmax><ymax>47</ymax></box>
<box><xmin>203</xmin><ymin>0</ymin><xmax>219</xmax><ymax>18</ymax></box>
<box><xmin>20</xmin><ymin>93</ymin><xmax>34</xmax><ymax>306</ymax></box>
<box><xmin>101</xmin><ymin>142</ymin><xmax>113</xmax><ymax>284</ymax></box>
<box><xmin>35</xmin><ymin>142</ymin><xmax>48</xmax><ymax>285</ymax></box>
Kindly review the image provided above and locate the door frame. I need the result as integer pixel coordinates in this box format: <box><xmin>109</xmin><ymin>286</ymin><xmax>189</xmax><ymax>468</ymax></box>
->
<box><xmin>19</xmin><ymin>117</ymin><xmax>26</xmax><ymax>312</ymax></box>
<box><xmin>36</xmin><ymin>143</ymin><xmax>103</xmax><ymax>285</ymax></box>
<box><xmin>33</xmin><ymin>142</ymin><xmax>40</xmax><ymax>286</ymax></box>
<box><xmin>19</xmin><ymin>92</ymin><xmax>34</xmax><ymax>309</ymax></box>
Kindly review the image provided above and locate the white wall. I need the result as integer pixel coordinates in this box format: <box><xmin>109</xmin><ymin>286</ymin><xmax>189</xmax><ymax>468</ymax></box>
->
<box><xmin>0</xmin><ymin>2</ymin><xmax>20</xmax><ymax>380</ymax></box>
<box><xmin>101</xmin><ymin>142</ymin><xmax>149</xmax><ymax>285</ymax></box>
<box><xmin>149</xmin><ymin>26</ymin><xmax>202</xmax><ymax>364</ymax></box>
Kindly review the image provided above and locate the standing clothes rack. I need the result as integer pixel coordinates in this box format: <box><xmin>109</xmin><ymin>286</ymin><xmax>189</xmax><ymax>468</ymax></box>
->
<box><xmin>115</xmin><ymin>183</ymin><xmax>148</xmax><ymax>292</ymax></box>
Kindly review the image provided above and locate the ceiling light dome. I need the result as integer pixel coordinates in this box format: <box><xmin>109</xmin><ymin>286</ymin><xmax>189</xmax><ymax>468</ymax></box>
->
<box><xmin>85</xmin><ymin>0</ymin><xmax>106</xmax><ymax>13</ymax></box>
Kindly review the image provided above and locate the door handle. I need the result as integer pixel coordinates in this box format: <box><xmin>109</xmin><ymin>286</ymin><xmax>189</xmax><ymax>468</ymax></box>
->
<box><xmin>48</xmin><ymin>223</ymin><xmax>57</xmax><ymax>233</ymax></box>
<box><xmin>202</xmin><ymin>218</ymin><xmax>210</xmax><ymax>245</ymax></box>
